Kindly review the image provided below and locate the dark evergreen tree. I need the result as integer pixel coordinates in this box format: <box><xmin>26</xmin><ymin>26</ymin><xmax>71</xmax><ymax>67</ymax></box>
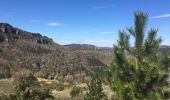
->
<box><xmin>84</xmin><ymin>76</ymin><xmax>108</xmax><ymax>100</ymax></box>
<box><xmin>107</xmin><ymin>12</ymin><xmax>170</xmax><ymax>100</ymax></box>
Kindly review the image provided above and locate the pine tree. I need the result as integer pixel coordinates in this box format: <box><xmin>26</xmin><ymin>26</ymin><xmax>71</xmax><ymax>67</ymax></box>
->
<box><xmin>107</xmin><ymin>12</ymin><xmax>169</xmax><ymax>99</ymax></box>
<box><xmin>162</xmin><ymin>52</ymin><xmax>170</xmax><ymax>72</ymax></box>
<box><xmin>84</xmin><ymin>76</ymin><xmax>108</xmax><ymax>100</ymax></box>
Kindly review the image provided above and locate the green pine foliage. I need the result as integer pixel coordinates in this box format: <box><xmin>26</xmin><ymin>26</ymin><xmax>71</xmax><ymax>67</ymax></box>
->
<box><xmin>107</xmin><ymin>12</ymin><xmax>170</xmax><ymax>100</ymax></box>
<box><xmin>162</xmin><ymin>52</ymin><xmax>170</xmax><ymax>72</ymax></box>
<box><xmin>84</xmin><ymin>76</ymin><xmax>108</xmax><ymax>100</ymax></box>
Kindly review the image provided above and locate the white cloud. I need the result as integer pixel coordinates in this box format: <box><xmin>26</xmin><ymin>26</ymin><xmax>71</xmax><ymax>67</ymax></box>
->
<box><xmin>30</xmin><ymin>20</ymin><xmax>64</xmax><ymax>27</ymax></box>
<box><xmin>150</xmin><ymin>14</ymin><xmax>170</xmax><ymax>19</ymax></box>
<box><xmin>47</xmin><ymin>22</ymin><xmax>63</xmax><ymax>26</ymax></box>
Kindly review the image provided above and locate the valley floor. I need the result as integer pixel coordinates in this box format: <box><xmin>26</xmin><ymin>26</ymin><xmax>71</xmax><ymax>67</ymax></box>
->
<box><xmin>0</xmin><ymin>78</ymin><xmax>114</xmax><ymax>100</ymax></box>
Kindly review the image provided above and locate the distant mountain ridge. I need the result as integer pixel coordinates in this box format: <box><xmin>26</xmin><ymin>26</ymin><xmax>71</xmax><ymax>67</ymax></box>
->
<box><xmin>64</xmin><ymin>44</ymin><xmax>170</xmax><ymax>55</ymax></box>
<box><xmin>63</xmin><ymin>44</ymin><xmax>112</xmax><ymax>50</ymax></box>
<box><xmin>159</xmin><ymin>45</ymin><xmax>170</xmax><ymax>55</ymax></box>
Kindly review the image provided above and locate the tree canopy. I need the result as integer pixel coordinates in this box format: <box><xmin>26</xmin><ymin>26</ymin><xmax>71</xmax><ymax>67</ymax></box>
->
<box><xmin>107</xmin><ymin>12</ymin><xmax>170</xmax><ymax>100</ymax></box>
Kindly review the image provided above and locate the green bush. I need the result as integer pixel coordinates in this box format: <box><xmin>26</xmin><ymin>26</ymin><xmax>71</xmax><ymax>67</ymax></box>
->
<box><xmin>56</xmin><ymin>83</ymin><xmax>64</xmax><ymax>91</ymax></box>
<box><xmin>161</xmin><ymin>90</ymin><xmax>170</xmax><ymax>99</ymax></box>
<box><xmin>12</xmin><ymin>69</ymin><xmax>54</xmax><ymax>100</ymax></box>
<box><xmin>28</xmin><ymin>88</ymin><xmax>54</xmax><ymax>100</ymax></box>
<box><xmin>84</xmin><ymin>76</ymin><xmax>108</xmax><ymax>100</ymax></box>
<box><xmin>70</xmin><ymin>86</ymin><xmax>82</xmax><ymax>97</ymax></box>
<box><xmin>13</xmin><ymin>69</ymin><xmax>38</xmax><ymax>87</ymax></box>
<box><xmin>0</xmin><ymin>66</ymin><xmax>11</xmax><ymax>79</ymax></box>
<box><xmin>0</xmin><ymin>94</ymin><xmax>17</xmax><ymax>100</ymax></box>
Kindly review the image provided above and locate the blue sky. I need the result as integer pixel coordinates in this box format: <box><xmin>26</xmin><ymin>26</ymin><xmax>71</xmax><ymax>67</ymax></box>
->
<box><xmin>0</xmin><ymin>0</ymin><xmax>170</xmax><ymax>47</ymax></box>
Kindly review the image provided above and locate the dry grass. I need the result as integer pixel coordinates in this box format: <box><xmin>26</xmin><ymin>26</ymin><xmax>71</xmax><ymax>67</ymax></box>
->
<box><xmin>52</xmin><ymin>88</ymin><xmax>71</xmax><ymax>99</ymax></box>
<box><xmin>38</xmin><ymin>78</ymin><xmax>59</xmax><ymax>85</ymax></box>
<box><xmin>0</xmin><ymin>78</ymin><xmax>15</xmax><ymax>96</ymax></box>
<box><xmin>37</xmin><ymin>78</ymin><xmax>114</xmax><ymax>99</ymax></box>
<box><xmin>0</xmin><ymin>78</ymin><xmax>114</xmax><ymax>99</ymax></box>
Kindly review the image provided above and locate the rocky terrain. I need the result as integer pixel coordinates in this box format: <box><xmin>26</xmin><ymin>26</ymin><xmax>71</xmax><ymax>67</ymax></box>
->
<box><xmin>0</xmin><ymin>23</ymin><xmax>112</xmax><ymax>80</ymax></box>
<box><xmin>0</xmin><ymin>23</ymin><xmax>169</xmax><ymax>80</ymax></box>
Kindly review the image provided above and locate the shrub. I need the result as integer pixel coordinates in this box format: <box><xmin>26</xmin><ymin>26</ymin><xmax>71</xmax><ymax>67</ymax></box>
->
<box><xmin>84</xmin><ymin>76</ymin><xmax>108</xmax><ymax>100</ymax></box>
<box><xmin>0</xmin><ymin>47</ymin><xmax>3</xmax><ymax>52</ymax></box>
<box><xmin>50</xmin><ymin>81</ymin><xmax>64</xmax><ymax>91</ymax></box>
<box><xmin>12</xmin><ymin>69</ymin><xmax>54</xmax><ymax>100</ymax></box>
<box><xmin>29</xmin><ymin>88</ymin><xmax>54</xmax><ymax>100</ymax></box>
<box><xmin>0</xmin><ymin>94</ymin><xmax>17</xmax><ymax>100</ymax></box>
<box><xmin>0</xmin><ymin>66</ymin><xmax>11</xmax><ymax>79</ymax></box>
<box><xmin>70</xmin><ymin>86</ymin><xmax>82</xmax><ymax>97</ymax></box>
<box><xmin>56</xmin><ymin>83</ymin><xmax>64</xmax><ymax>91</ymax></box>
<box><xmin>34</xmin><ymin>71</ymin><xmax>46</xmax><ymax>78</ymax></box>
<box><xmin>64</xmin><ymin>75</ymin><xmax>74</xmax><ymax>84</ymax></box>
<box><xmin>13</xmin><ymin>69</ymin><xmax>38</xmax><ymax>87</ymax></box>
<box><xmin>160</xmin><ymin>89</ymin><xmax>170</xmax><ymax>99</ymax></box>
<box><xmin>13</xmin><ymin>69</ymin><xmax>39</xmax><ymax>100</ymax></box>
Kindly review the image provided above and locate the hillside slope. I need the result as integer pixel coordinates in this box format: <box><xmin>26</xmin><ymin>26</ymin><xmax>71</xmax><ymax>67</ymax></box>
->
<box><xmin>0</xmin><ymin>23</ymin><xmax>169</xmax><ymax>80</ymax></box>
<box><xmin>0</xmin><ymin>23</ymin><xmax>111</xmax><ymax>80</ymax></box>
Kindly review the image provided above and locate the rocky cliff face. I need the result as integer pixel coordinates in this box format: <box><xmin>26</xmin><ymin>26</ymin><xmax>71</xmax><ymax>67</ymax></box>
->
<box><xmin>0</xmin><ymin>23</ymin><xmax>54</xmax><ymax>45</ymax></box>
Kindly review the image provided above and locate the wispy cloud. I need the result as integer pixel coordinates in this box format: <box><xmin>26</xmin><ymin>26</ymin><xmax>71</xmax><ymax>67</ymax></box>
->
<box><xmin>150</xmin><ymin>14</ymin><xmax>170</xmax><ymax>19</ymax></box>
<box><xmin>93</xmin><ymin>4</ymin><xmax>115</xmax><ymax>10</ymax></box>
<box><xmin>47</xmin><ymin>22</ymin><xmax>63</xmax><ymax>26</ymax></box>
<box><xmin>30</xmin><ymin>19</ymin><xmax>64</xmax><ymax>27</ymax></box>
<box><xmin>100</xmin><ymin>31</ymin><xmax>113</xmax><ymax>34</ymax></box>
